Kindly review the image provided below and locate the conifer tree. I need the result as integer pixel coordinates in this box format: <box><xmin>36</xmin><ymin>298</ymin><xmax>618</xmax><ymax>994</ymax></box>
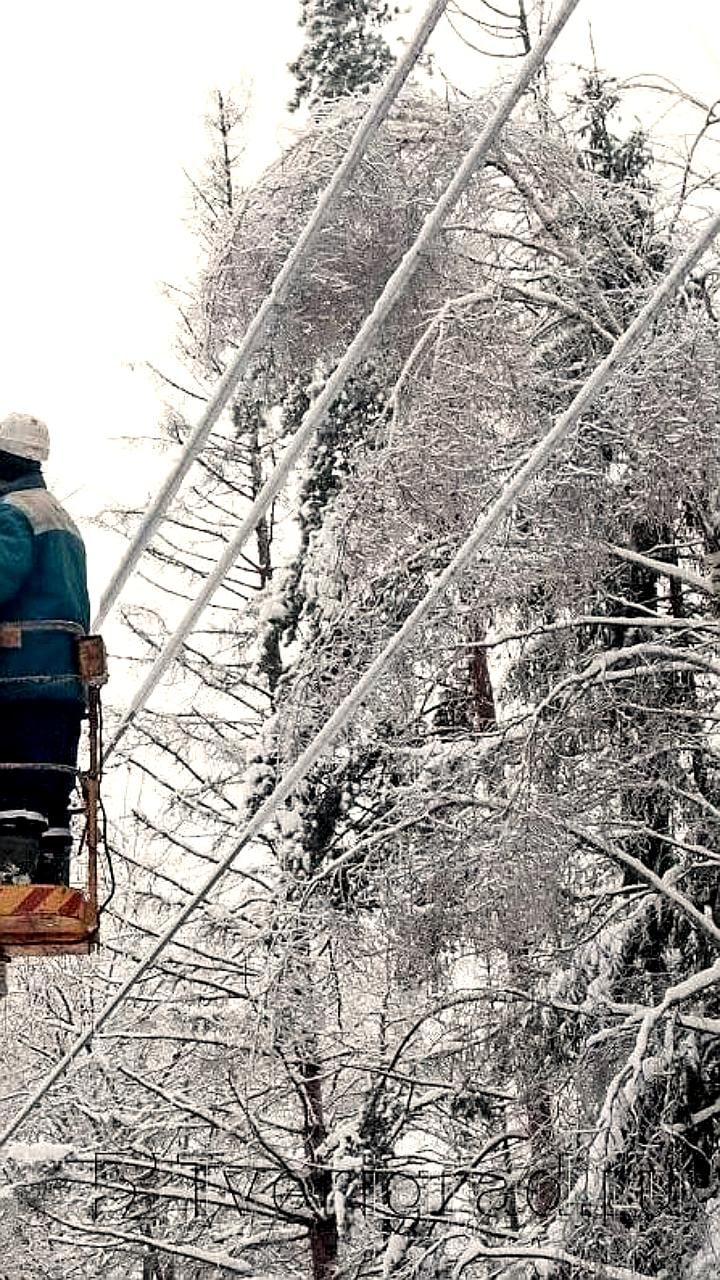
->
<box><xmin>289</xmin><ymin>0</ymin><xmax>394</xmax><ymax>111</ymax></box>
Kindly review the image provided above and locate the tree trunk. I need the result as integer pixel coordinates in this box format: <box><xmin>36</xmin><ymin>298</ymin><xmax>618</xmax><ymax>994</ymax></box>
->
<box><xmin>300</xmin><ymin>1055</ymin><xmax>338</xmax><ymax>1280</ymax></box>
<box><xmin>468</xmin><ymin>620</ymin><xmax>496</xmax><ymax>727</ymax></box>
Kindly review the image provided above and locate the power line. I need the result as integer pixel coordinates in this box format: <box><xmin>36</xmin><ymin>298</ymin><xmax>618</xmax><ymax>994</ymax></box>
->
<box><xmin>2</xmin><ymin>197</ymin><xmax>717</xmax><ymax>1155</ymax></box>
<box><xmin>92</xmin><ymin>0</ymin><xmax>451</xmax><ymax>632</ymax></box>
<box><xmin>103</xmin><ymin>0</ymin><xmax>585</xmax><ymax>760</ymax></box>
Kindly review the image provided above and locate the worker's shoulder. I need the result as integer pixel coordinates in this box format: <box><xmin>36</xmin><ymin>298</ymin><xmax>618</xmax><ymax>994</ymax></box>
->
<box><xmin>2</xmin><ymin>488</ymin><xmax>83</xmax><ymax>541</ymax></box>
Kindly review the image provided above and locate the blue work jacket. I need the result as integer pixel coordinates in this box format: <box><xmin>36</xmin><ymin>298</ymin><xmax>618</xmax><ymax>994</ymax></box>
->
<box><xmin>0</xmin><ymin>475</ymin><xmax>90</xmax><ymax>703</ymax></box>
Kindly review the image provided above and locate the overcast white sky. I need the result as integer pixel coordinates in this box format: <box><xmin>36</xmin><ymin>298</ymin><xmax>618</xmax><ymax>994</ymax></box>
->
<box><xmin>0</xmin><ymin>0</ymin><xmax>718</xmax><ymax>609</ymax></box>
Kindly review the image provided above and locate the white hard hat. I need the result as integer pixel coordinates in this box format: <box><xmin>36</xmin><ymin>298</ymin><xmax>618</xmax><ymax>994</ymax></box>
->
<box><xmin>0</xmin><ymin>413</ymin><xmax>50</xmax><ymax>461</ymax></box>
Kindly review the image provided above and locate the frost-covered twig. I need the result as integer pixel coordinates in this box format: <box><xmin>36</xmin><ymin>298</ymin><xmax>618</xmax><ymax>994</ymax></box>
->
<box><xmin>527</xmin><ymin>639</ymin><xmax>720</xmax><ymax>729</ymax></box>
<box><xmin>564</xmin><ymin>821</ymin><xmax>720</xmax><ymax>950</ymax></box>
<box><xmin>42</xmin><ymin>1210</ymin><xmax>291</xmax><ymax>1275</ymax></box>
<box><xmin>580</xmin><ymin>958</ymin><xmax>720</xmax><ymax>1191</ymax></box>
<box><xmin>606</xmin><ymin>542</ymin><xmax>712</xmax><ymax>595</ymax></box>
<box><xmin>453</xmin><ymin>1240</ymin><xmax>657</xmax><ymax>1279</ymax></box>
<box><xmin>475</xmin><ymin>612</ymin><xmax>720</xmax><ymax>651</ymax></box>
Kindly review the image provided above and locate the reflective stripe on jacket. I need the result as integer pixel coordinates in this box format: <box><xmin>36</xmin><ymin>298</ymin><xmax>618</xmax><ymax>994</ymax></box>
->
<box><xmin>0</xmin><ymin>475</ymin><xmax>90</xmax><ymax>702</ymax></box>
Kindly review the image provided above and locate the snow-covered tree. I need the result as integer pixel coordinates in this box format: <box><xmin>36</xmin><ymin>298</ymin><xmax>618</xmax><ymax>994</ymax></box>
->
<box><xmin>289</xmin><ymin>0</ymin><xmax>394</xmax><ymax>112</ymax></box>
<box><xmin>156</xmin><ymin>80</ymin><xmax>720</xmax><ymax>1276</ymax></box>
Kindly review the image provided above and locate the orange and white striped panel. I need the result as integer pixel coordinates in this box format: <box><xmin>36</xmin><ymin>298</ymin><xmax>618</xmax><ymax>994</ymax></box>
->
<box><xmin>0</xmin><ymin>885</ymin><xmax>85</xmax><ymax>919</ymax></box>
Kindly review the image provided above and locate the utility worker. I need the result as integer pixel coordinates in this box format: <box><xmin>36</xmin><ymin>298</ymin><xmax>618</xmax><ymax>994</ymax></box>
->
<box><xmin>0</xmin><ymin>413</ymin><xmax>90</xmax><ymax>884</ymax></box>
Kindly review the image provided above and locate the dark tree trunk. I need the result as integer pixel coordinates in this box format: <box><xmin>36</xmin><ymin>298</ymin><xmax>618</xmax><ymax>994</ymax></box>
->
<box><xmin>468</xmin><ymin>621</ymin><xmax>496</xmax><ymax>727</ymax></box>
<box><xmin>300</xmin><ymin>1055</ymin><xmax>338</xmax><ymax>1280</ymax></box>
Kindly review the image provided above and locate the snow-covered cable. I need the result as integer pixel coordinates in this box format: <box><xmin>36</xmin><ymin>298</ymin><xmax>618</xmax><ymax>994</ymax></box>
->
<box><xmin>2</xmin><ymin>206</ymin><xmax>717</xmax><ymax>1156</ymax></box>
<box><xmin>92</xmin><ymin>0</ymin><xmax>451</xmax><ymax>631</ymax></box>
<box><xmin>104</xmin><ymin>0</ymin><xmax>585</xmax><ymax>758</ymax></box>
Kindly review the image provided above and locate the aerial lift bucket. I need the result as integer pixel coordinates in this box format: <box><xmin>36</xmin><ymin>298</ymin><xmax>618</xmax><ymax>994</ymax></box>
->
<box><xmin>0</xmin><ymin>634</ymin><xmax>108</xmax><ymax>962</ymax></box>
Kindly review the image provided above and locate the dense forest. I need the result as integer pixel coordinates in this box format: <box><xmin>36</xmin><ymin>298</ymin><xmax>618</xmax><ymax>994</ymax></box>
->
<box><xmin>2</xmin><ymin>3</ymin><xmax>720</xmax><ymax>1279</ymax></box>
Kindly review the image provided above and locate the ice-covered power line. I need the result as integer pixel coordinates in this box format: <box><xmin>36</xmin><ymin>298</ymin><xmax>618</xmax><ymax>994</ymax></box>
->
<box><xmin>2</xmin><ymin>199</ymin><xmax>718</xmax><ymax>1155</ymax></box>
<box><xmin>104</xmin><ymin>0</ymin><xmax>585</xmax><ymax>759</ymax></box>
<box><xmin>92</xmin><ymin>0</ymin><xmax>451</xmax><ymax>631</ymax></box>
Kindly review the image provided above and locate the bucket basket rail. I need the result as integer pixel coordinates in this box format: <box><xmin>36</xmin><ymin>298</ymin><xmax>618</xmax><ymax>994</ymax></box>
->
<box><xmin>0</xmin><ymin>632</ymin><xmax>108</xmax><ymax>958</ymax></box>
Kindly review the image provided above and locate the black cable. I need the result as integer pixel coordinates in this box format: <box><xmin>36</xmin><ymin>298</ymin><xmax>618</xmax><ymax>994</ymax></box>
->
<box><xmin>96</xmin><ymin>696</ymin><xmax>116</xmax><ymax>914</ymax></box>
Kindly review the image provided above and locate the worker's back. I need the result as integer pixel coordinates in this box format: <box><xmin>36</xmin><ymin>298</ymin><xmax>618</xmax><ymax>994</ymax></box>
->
<box><xmin>0</xmin><ymin>476</ymin><xmax>90</xmax><ymax>702</ymax></box>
